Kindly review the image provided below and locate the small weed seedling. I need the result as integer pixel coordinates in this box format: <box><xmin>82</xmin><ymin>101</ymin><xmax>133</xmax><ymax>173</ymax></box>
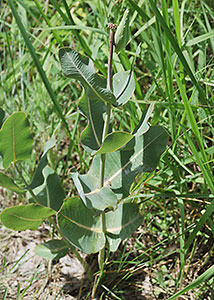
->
<box><xmin>0</xmin><ymin>14</ymin><xmax>168</xmax><ymax>293</ymax></box>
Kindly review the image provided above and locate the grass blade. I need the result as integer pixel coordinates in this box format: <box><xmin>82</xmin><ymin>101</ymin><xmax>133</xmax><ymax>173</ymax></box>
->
<box><xmin>186</xmin><ymin>30</ymin><xmax>214</xmax><ymax>47</ymax></box>
<box><xmin>7</xmin><ymin>0</ymin><xmax>67</xmax><ymax>132</ymax></box>
<box><xmin>50</xmin><ymin>0</ymin><xmax>92</xmax><ymax>56</ymax></box>
<box><xmin>167</xmin><ymin>265</ymin><xmax>214</xmax><ymax>300</ymax></box>
<box><xmin>147</xmin><ymin>0</ymin><xmax>207</xmax><ymax>106</ymax></box>
<box><xmin>7</xmin><ymin>0</ymin><xmax>88</xmax><ymax>169</ymax></box>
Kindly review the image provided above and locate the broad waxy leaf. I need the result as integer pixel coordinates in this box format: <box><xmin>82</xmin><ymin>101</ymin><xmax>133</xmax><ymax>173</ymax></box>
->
<box><xmin>29</xmin><ymin>154</ymin><xmax>48</xmax><ymax>189</ymax></box>
<box><xmin>106</xmin><ymin>202</ymin><xmax>143</xmax><ymax>251</ymax></box>
<box><xmin>79</xmin><ymin>95</ymin><xmax>105</xmax><ymax>153</ymax></box>
<box><xmin>93</xmin><ymin>131</ymin><xmax>133</xmax><ymax>155</ymax></box>
<box><xmin>0</xmin><ymin>204</ymin><xmax>55</xmax><ymax>231</ymax></box>
<box><xmin>58</xmin><ymin>197</ymin><xmax>105</xmax><ymax>254</ymax></box>
<box><xmin>31</xmin><ymin>166</ymin><xmax>65</xmax><ymax>211</ymax></box>
<box><xmin>113</xmin><ymin>70</ymin><xmax>135</xmax><ymax>105</ymax></box>
<box><xmin>59</xmin><ymin>48</ymin><xmax>116</xmax><ymax>105</ymax></box>
<box><xmin>88</xmin><ymin>126</ymin><xmax>168</xmax><ymax>199</ymax></box>
<box><xmin>133</xmin><ymin>103</ymin><xmax>154</xmax><ymax>136</ymax></box>
<box><xmin>115</xmin><ymin>9</ymin><xmax>130</xmax><ymax>53</ymax></box>
<box><xmin>29</xmin><ymin>135</ymin><xmax>56</xmax><ymax>189</ymax></box>
<box><xmin>29</xmin><ymin>136</ymin><xmax>64</xmax><ymax>211</ymax></box>
<box><xmin>71</xmin><ymin>172</ymin><xmax>117</xmax><ymax>210</ymax></box>
<box><xmin>0</xmin><ymin>112</ymin><xmax>33</xmax><ymax>169</ymax></box>
<box><xmin>0</xmin><ymin>172</ymin><xmax>24</xmax><ymax>193</ymax></box>
<box><xmin>58</xmin><ymin>197</ymin><xmax>143</xmax><ymax>254</ymax></box>
<box><xmin>35</xmin><ymin>239</ymin><xmax>69</xmax><ymax>260</ymax></box>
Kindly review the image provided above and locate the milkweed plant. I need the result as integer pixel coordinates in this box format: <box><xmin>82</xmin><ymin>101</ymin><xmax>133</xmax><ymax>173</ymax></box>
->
<box><xmin>0</xmin><ymin>11</ymin><xmax>168</xmax><ymax>282</ymax></box>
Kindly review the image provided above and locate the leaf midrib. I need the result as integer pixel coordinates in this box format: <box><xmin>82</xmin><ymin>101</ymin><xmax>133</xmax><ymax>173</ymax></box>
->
<box><xmin>6</xmin><ymin>212</ymin><xmax>42</xmax><ymax>222</ymax></box>
<box><xmin>105</xmin><ymin>128</ymin><xmax>166</xmax><ymax>186</ymax></box>
<box><xmin>65</xmin><ymin>50</ymin><xmax>110</xmax><ymax>103</ymax></box>
<box><xmin>59</xmin><ymin>210</ymin><xmax>142</xmax><ymax>233</ymax></box>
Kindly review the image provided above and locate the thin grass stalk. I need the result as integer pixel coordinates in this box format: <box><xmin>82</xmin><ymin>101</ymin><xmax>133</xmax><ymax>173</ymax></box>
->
<box><xmin>148</xmin><ymin>0</ymin><xmax>208</xmax><ymax>108</ymax></box>
<box><xmin>7</xmin><ymin>0</ymin><xmax>88</xmax><ymax>169</ymax></box>
<box><xmin>172</xmin><ymin>0</ymin><xmax>187</xmax><ymax>287</ymax></box>
<box><xmin>161</xmin><ymin>0</ymin><xmax>176</xmax><ymax>140</ymax></box>
<box><xmin>176</xmin><ymin>197</ymin><xmax>185</xmax><ymax>288</ymax></box>
<box><xmin>50</xmin><ymin>0</ymin><xmax>92</xmax><ymax>57</ymax></box>
<box><xmin>32</xmin><ymin>0</ymin><xmax>62</xmax><ymax>45</ymax></box>
<box><xmin>167</xmin><ymin>265</ymin><xmax>214</xmax><ymax>300</ymax></box>
<box><xmin>171</xmin><ymin>0</ymin><xmax>187</xmax><ymax>152</ymax></box>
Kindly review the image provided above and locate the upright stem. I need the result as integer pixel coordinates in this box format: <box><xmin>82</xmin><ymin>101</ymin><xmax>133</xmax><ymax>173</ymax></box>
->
<box><xmin>100</xmin><ymin>24</ymin><xmax>116</xmax><ymax>188</ymax></box>
<box><xmin>107</xmin><ymin>24</ymin><xmax>116</xmax><ymax>92</ymax></box>
<box><xmin>98</xmin><ymin>24</ymin><xmax>116</xmax><ymax>272</ymax></box>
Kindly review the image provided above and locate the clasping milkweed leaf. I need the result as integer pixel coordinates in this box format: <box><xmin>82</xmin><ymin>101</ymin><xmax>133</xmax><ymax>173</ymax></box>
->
<box><xmin>115</xmin><ymin>9</ymin><xmax>130</xmax><ymax>53</ymax></box>
<box><xmin>59</xmin><ymin>48</ymin><xmax>116</xmax><ymax>105</ymax></box>
<box><xmin>113</xmin><ymin>70</ymin><xmax>135</xmax><ymax>106</ymax></box>
<box><xmin>0</xmin><ymin>112</ymin><xmax>33</xmax><ymax>169</ymax></box>
<box><xmin>57</xmin><ymin>197</ymin><xmax>143</xmax><ymax>254</ymax></box>
<box><xmin>79</xmin><ymin>95</ymin><xmax>106</xmax><ymax>153</ymax></box>
<box><xmin>57</xmin><ymin>197</ymin><xmax>105</xmax><ymax>254</ymax></box>
<box><xmin>29</xmin><ymin>135</ymin><xmax>56</xmax><ymax>189</ymax></box>
<box><xmin>106</xmin><ymin>202</ymin><xmax>143</xmax><ymax>251</ymax></box>
<box><xmin>71</xmin><ymin>171</ymin><xmax>117</xmax><ymax>210</ymax></box>
<box><xmin>133</xmin><ymin>103</ymin><xmax>154</xmax><ymax>136</ymax></box>
<box><xmin>0</xmin><ymin>204</ymin><xmax>55</xmax><ymax>231</ymax></box>
<box><xmin>93</xmin><ymin>131</ymin><xmax>133</xmax><ymax>155</ymax></box>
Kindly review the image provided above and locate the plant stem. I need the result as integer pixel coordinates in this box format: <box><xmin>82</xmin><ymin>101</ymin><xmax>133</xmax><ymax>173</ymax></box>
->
<box><xmin>107</xmin><ymin>24</ymin><xmax>116</xmax><ymax>92</ymax></box>
<box><xmin>100</xmin><ymin>103</ymin><xmax>111</xmax><ymax>187</ymax></box>
<box><xmin>98</xmin><ymin>23</ymin><xmax>116</xmax><ymax>274</ymax></box>
<box><xmin>100</xmin><ymin>24</ymin><xmax>116</xmax><ymax>188</ymax></box>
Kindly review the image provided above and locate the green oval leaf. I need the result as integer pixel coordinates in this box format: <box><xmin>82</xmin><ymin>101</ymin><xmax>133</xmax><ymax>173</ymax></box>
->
<box><xmin>0</xmin><ymin>112</ymin><xmax>33</xmax><ymax>169</ymax></box>
<box><xmin>106</xmin><ymin>202</ymin><xmax>143</xmax><ymax>251</ymax></box>
<box><xmin>57</xmin><ymin>197</ymin><xmax>105</xmax><ymax>254</ymax></box>
<box><xmin>71</xmin><ymin>172</ymin><xmax>117</xmax><ymax>210</ymax></box>
<box><xmin>93</xmin><ymin>131</ymin><xmax>133</xmax><ymax>155</ymax></box>
<box><xmin>35</xmin><ymin>239</ymin><xmax>69</xmax><ymax>260</ymax></box>
<box><xmin>133</xmin><ymin>103</ymin><xmax>154</xmax><ymax>136</ymax></box>
<box><xmin>115</xmin><ymin>9</ymin><xmax>130</xmax><ymax>53</ymax></box>
<box><xmin>59</xmin><ymin>48</ymin><xmax>116</xmax><ymax>105</ymax></box>
<box><xmin>79</xmin><ymin>95</ymin><xmax>105</xmax><ymax>153</ymax></box>
<box><xmin>0</xmin><ymin>172</ymin><xmax>25</xmax><ymax>193</ymax></box>
<box><xmin>31</xmin><ymin>166</ymin><xmax>65</xmax><ymax>211</ymax></box>
<box><xmin>113</xmin><ymin>70</ymin><xmax>135</xmax><ymax>105</ymax></box>
<box><xmin>0</xmin><ymin>204</ymin><xmax>55</xmax><ymax>231</ymax></box>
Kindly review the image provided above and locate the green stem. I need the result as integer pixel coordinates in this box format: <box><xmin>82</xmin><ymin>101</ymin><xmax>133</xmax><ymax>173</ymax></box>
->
<box><xmin>98</xmin><ymin>23</ymin><xmax>116</xmax><ymax>274</ymax></box>
<box><xmin>100</xmin><ymin>24</ymin><xmax>116</xmax><ymax>188</ymax></box>
<box><xmin>100</xmin><ymin>103</ymin><xmax>111</xmax><ymax>187</ymax></box>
